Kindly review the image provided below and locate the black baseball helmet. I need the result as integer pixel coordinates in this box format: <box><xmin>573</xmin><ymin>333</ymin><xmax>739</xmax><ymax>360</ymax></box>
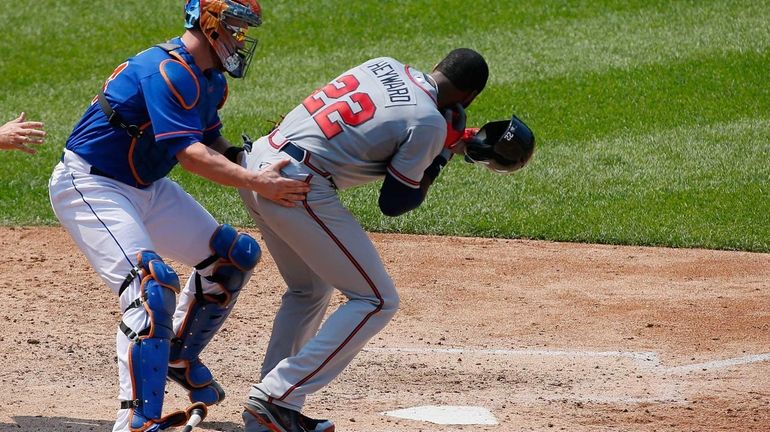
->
<box><xmin>464</xmin><ymin>114</ymin><xmax>535</xmax><ymax>173</ymax></box>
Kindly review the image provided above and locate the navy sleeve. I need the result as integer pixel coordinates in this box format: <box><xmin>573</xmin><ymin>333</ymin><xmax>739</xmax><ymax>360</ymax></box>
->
<box><xmin>378</xmin><ymin>172</ymin><xmax>424</xmax><ymax>217</ymax></box>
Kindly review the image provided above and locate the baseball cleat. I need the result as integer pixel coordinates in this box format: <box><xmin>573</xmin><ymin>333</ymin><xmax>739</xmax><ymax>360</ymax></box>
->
<box><xmin>243</xmin><ymin>396</ymin><xmax>334</xmax><ymax>432</ymax></box>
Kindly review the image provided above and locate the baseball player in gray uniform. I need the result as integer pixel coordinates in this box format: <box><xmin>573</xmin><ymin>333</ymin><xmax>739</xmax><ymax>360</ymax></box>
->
<box><xmin>238</xmin><ymin>48</ymin><xmax>489</xmax><ymax>432</ymax></box>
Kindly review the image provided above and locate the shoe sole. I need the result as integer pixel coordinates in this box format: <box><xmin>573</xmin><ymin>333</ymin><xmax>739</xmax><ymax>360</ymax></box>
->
<box><xmin>243</xmin><ymin>404</ymin><xmax>286</xmax><ymax>432</ymax></box>
<box><xmin>244</xmin><ymin>400</ymin><xmax>336</xmax><ymax>432</ymax></box>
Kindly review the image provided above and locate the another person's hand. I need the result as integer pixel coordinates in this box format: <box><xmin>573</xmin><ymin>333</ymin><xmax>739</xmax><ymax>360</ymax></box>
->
<box><xmin>0</xmin><ymin>112</ymin><xmax>46</xmax><ymax>154</ymax></box>
<box><xmin>250</xmin><ymin>158</ymin><xmax>311</xmax><ymax>207</ymax></box>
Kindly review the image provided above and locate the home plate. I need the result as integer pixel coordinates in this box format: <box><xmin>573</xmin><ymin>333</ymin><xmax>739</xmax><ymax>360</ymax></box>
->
<box><xmin>382</xmin><ymin>405</ymin><xmax>498</xmax><ymax>425</ymax></box>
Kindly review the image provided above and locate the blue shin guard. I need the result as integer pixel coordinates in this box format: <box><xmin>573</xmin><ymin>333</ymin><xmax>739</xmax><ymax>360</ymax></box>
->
<box><xmin>119</xmin><ymin>251</ymin><xmax>181</xmax><ymax>431</ymax></box>
<box><xmin>169</xmin><ymin>225</ymin><xmax>261</xmax><ymax>405</ymax></box>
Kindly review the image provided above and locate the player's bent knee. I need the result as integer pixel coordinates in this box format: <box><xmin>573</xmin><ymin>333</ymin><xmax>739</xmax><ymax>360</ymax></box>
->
<box><xmin>139</xmin><ymin>252</ymin><xmax>180</xmax><ymax>338</ymax></box>
<box><xmin>168</xmin><ymin>225</ymin><xmax>261</xmax><ymax>404</ymax></box>
<box><xmin>372</xmin><ymin>280</ymin><xmax>400</xmax><ymax>323</ymax></box>
<box><xmin>379</xmin><ymin>292</ymin><xmax>400</xmax><ymax>320</ymax></box>
<box><xmin>207</xmin><ymin>224</ymin><xmax>261</xmax><ymax>300</ymax></box>
<box><xmin>210</xmin><ymin>224</ymin><xmax>261</xmax><ymax>273</ymax></box>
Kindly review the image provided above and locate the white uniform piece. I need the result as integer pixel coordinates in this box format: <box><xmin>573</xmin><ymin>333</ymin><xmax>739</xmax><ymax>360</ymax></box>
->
<box><xmin>240</xmin><ymin>57</ymin><xmax>446</xmax><ymax>410</ymax></box>
<box><xmin>49</xmin><ymin>150</ymin><xmax>224</xmax><ymax>432</ymax></box>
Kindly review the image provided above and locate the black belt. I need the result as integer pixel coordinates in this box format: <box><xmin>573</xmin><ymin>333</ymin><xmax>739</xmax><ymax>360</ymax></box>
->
<box><xmin>279</xmin><ymin>142</ymin><xmax>337</xmax><ymax>189</ymax></box>
<box><xmin>60</xmin><ymin>152</ymin><xmax>118</xmax><ymax>180</ymax></box>
<box><xmin>279</xmin><ymin>141</ymin><xmax>306</xmax><ymax>162</ymax></box>
<box><xmin>89</xmin><ymin>165</ymin><xmax>118</xmax><ymax>180</ymax></box>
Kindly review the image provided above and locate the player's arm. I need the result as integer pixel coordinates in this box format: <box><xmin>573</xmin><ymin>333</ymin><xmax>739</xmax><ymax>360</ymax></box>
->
<box><xmin>378</xmin><ymin>107</ymin><xmax>464</xmax><ymax>217</ymax></box>
<box><xmin>208</xmin><ymin>135</ymin><xmax>248</xmax><ymax>164</ymax></box>
<box><xmin>378</xmin><ymin>122</ymin><xmax>456</xmax><ymax>216</ymax></box>
<box><xmin>142</xmin><ymin>60</ymin><xmax>308</xmax><ymax>205</ymax></box>
<box><xmin>207</xmin><ymin>135</ymin><xmax>232</xmax><ymax>155</ymax></box>
<box><xmin>176</xmin><ymin>142</ymin><xmax>309</xmax><ymax>207</ymax></box>
<box><xmin>378</xmin><ymin>175</ymin><xmax>421</xmax><ymax>217</ymax></box>
<box><xmin>378</xmin><ymin>148</ymin><xmax>453</xmax><ymax>217</ymax></box>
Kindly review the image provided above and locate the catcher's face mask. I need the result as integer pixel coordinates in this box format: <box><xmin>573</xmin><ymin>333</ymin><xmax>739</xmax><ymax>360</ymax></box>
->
<box><xmin>464</xmin><ymin>115</ymin><xmax>535</xmax><ymax>174</ymax></box>
<box><xmin>185</xmin><ymin>0</ymin><xmax>262</xmax><ymax>78</ymax></box>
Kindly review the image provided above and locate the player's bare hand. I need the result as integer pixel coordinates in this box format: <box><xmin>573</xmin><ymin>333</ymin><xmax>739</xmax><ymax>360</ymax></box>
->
<box><xmin>0</xmin><ymin>112</ymin><xmax>46</xmax><ymax>154</ymax></box>
<box><xmin>252</xmin><ymin>158</ymin><xmax>310</xmax><ymax>207</ymax></box>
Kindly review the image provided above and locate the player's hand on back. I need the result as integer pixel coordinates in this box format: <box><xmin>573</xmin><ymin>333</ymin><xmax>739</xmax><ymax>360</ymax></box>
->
<box><xmin>177</xmin><ymin>144</ymin><xmax>308</xmax><ymax>205</ymax></box>
<box><xmin>250</xmin><ymin>158</ymin><xmax>310</xmax><ymax>207</ymax></box>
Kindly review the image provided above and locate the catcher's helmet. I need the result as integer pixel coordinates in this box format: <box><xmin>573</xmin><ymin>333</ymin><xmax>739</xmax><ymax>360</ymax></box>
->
<box><xmin>464</xmin><ymin>115</ymin><xmax>535</xmax><ymax>174</ymax></box>
<box><xmin>185</xmin><ymin>0</ymin><xmax>262</xmax><ymax>78</ymax></box>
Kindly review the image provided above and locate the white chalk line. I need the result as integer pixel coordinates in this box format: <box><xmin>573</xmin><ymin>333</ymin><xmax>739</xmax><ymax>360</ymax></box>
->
<box><xmin>519</xmin><ymin>394</ymin><xmax>679</xmax><ymax>404</ymax></box>
<box><xmin>363</xmin><ymin>346</ymin><xmax>770</xmax><ymax>373</ymax></box>
<box><xmin>666</xmin><ymin>352</ymin><xmax>770</xmax><ymax>373</ymax></box>
<box><xmin>364</xmin><ymin>346</ymin><xmax>683</xmax><ymax>404</ymax></box>
<box><xmin>63</xmin><ymin>421</ymin><xmax>102</xmax><ymax>426</ymax></box>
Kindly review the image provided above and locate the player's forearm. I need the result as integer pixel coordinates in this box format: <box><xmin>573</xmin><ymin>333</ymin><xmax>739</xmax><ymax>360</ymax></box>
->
<box><xmin>177</xmin><ymin>142</ymin><xmax>253</xmax><ymax>189</ymax></box>
<box><xmin>209</xmin><ymin>135</ymin><xmax>232</xmax><ymax>154</ymax></box>
<box><xmin>209</xmin><ymin>135</ymin><xmax>246</xmax><ymax>163</ymax></box>
<box><xmin>379</xmin><ymin>175</ymin><xmax>424</xmax><ymax>217</ymax></box>
<box><xmin>421</xmin><ymin>149</ymin><xmax>453</xmax><ymax>195</ymax></box>
<box><xmin>419</xmin><ymin>176</ymin><xmax>434</xmax><ymax>199</ymax></box>
<box><xmin>178</xmin><ymin>142</ymin><xmax>310</xmax><ymax>206</ymax></box>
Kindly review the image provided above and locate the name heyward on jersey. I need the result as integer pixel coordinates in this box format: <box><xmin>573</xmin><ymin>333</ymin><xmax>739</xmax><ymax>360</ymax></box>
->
<box><xmin>362</xmin><ymin>60</ymin><xmax>416</xmax><ymax>107</ymax></box>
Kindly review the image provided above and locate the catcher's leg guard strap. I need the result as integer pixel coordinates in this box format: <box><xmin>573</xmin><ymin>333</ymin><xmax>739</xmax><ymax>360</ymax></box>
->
<box><xmin>169</xmin><ymin>225</ymin><xmax>261</xmax><ymax>404</ymax></box>
<box><xmin>168</xmin><ymin>362</ymin><xmax>225</xmax><ymax>405</ymax></box>
<box><xmin>119</xmin><ymin>251</ymin><xmax>180</xmax><ymax>429</ymax></box>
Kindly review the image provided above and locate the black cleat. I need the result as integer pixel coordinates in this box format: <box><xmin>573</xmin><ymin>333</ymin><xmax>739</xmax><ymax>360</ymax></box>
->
<box><xmin>243</xmin><ymin>396</ymin><xmax>335</xmax><ymax>432</ymax></box>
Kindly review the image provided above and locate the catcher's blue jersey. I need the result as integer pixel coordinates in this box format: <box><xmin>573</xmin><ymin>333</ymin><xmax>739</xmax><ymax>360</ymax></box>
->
<box><xmin>65</xmin><ymin>37</ymin><xmax>227</xmax><ymax>187</ymax></box>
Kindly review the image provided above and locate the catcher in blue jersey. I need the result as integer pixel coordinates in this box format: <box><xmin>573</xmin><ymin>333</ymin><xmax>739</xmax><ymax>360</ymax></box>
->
<box><xmin>48</xmin><ymin>1</ymin><xmax>309</xmax><ymax>431</ymax></box>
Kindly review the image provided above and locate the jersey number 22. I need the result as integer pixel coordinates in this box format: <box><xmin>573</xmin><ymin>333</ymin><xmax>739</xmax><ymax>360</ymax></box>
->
<box><xmin>302</xmin><ymin>74</ymin><xmax>376</xmax><ymax>139</ymax></box>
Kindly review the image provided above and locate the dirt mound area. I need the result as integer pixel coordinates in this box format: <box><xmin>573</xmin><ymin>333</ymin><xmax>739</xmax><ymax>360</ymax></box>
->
<box><xmin>1</xmin><ymin>227</ymin><xmax>769</xmax><ymax>431</ymax></box>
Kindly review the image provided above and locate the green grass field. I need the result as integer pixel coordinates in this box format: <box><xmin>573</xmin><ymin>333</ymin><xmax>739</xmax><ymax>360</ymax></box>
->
<box><xmin>1</xmin><ymin>0</ymin><xmax>768</xmax><ymax>251</ymax></box>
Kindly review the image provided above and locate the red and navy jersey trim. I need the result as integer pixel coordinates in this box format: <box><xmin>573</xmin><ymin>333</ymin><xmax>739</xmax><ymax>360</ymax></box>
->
<box><xmin>405</xmin><ymin>65</ymin><xmax>437</xmax><ymax>105</ymax></box>
<box><xmin>386</xmin><ymin>164</ymin><xmax>420</xmax><ymax>188</ymax></box>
